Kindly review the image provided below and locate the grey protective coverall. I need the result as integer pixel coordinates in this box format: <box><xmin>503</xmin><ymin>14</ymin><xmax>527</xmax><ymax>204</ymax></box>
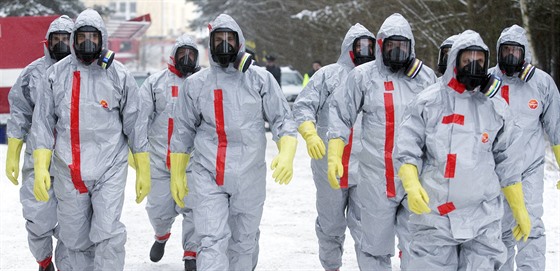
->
<box><xmin>29</xmin><ymin>9</ymin><xmax>149</xmax><ymax>271</ymax></box>
<box><xmin>292</xmin><ymin>23</ymin><xmax>374</xmax><ymax>270</ymax></box>
<box><xmin>170</xmin><ymin>14</ymin><xmax>297</xmax><ymax>270</ymax></box>
<box><xmin>7</xmin><ymin>15</ymin><xmax>73</xmax><ymax>270</ymax></box>
<box><xmin>489</xmin><ymin>25</ymin><xmax>560</xmax><ymax>271</ymax></box>
<box><xmin>394</xmin><ymin>30</ymin><xmax>523</xmax><ymax>270</ymax></box>
<box><xmin>142</xmin><ymin>34</ymin><xmax>199</xmax><ymax>259</ymax></box>
<box><xmin>328</xmin><ymin>13</ymin><xmax>436</xmax><ymax>270</ymax></box>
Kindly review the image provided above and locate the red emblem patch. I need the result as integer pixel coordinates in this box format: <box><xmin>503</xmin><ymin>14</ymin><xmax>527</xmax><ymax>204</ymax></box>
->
<box><xmin>100</xmin><ymin>100</ymin><xmax>108</xmax><ymax>108</ymax></box>
<box><xmin>528</xmin><ymin>99</ymin><xmax>538</xmax><ymax>110</ymax></box>
<box><xmin>481</xmin><ymin>132</ymin><xmax>489</xmax><ymax>143</ymax></box>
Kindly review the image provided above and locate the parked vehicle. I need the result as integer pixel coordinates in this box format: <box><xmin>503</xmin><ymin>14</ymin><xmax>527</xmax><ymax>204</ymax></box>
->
<box><xmin>281</xmin><ymin>66</ymin><xmax>303</xmax><ymax>107</ymax></box>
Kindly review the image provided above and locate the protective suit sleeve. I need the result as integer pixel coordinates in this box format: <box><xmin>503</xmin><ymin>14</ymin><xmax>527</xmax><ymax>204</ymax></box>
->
<box><xmin>29</xmin><ymin>69</ymin><xmax>56</xmax><ymax>151</ymax></box>
<box><xmin>326</xmin><ymin>138</ymin><xmax>344</xmax><ymax>190</ymax></box>
<box><xmin>133</xmin><ymin>152</ymin><xmax>151</xmax><ymax>203</ymax></box>
<box><xmin>33</xmin><ymin>149</ymin><xmax>52</xmax><ymax>202</ymax></box>
<box><xmin>170</xmin><ymin>78</ymin><xmax>199</xmax><ymax>154</ymax></box>
<box><xmin>502</xmin><ymin>182</ymin><xmax>531</xmax><ymax>241</ymax></box>
<box><xmin>491</xmin><ymin>99</ymin><xmax>523</xmax><ymax>188</ymax></box>
<box><xmin>298</xmin><ymin>121</ymin><xmax>325</xmax><ymax>160</ymax></box>
<box><xmin>271</xmin><ymin>136</ymin><xmax>298</xmax><ymax>185</ymax></box>
<box><xmin>122</xmin><ymin>70</ymin><xmax>150</xmax><ymax>153</ymax></box>
<box><xmin>398</xmin><ymin>164</ymin><xmax>431</xmax><ymax>214</ymax></box>
<box><xmin>6</xmin><ymin>63</ymin><xmax>40</xmax><ymax>140</ymax></box>
<box><xmin>292</xmin><ymin>70</ymin><xmax>323</xmax><ymax>125</ymax></box>
<box><xmin>328</xmin><ymin>68</ymin><xmax>363</xmax><ymax>143</ymax></box>
<box><xmin>128</xmin><ymin>149</ymin><xmax>136</xmax><ymax>170</ymax></box>
<box><xmin>261</xmin><ymin>70</ymin><xmax>298</xmax><ymax>141</ymax></box>
<box><xmin>553</xmin><ymin>145</ymin><xmax>560</xmax><ymax>190</ymax></box>
<box><xmin>394</xmin><ymin>94</ymin><xmax>427</xmax><ymax>170</ymax></box>
<box><xmin>170</xmin><ymin>153</ymin><xmax>190</xmax><ymax>208</ymax></box>
<box><xmin>540</xmin><ymin>72</ymin><xmax>560</xmax><ymax>147</ymax></box>
<box><xmin>6</xmin><ymin>137</ymin><xmax>24</xmax><ymax>185</ymax></box>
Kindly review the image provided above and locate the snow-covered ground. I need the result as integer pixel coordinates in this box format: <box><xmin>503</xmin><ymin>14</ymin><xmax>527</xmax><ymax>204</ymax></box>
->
<box><xmin>1</xmin><ymin>134</ymin><xmax>559</xmax><ymax>270</ymax></box>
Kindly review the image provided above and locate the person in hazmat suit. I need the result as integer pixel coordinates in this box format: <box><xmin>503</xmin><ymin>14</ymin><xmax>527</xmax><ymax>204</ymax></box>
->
<box><xmin>488</xmin><ymin>24</ymin><xmax>560</xmax><ymax>271</ymax></box>
<box><xmin>292</xmin><ymin>23</ymin><xmax>375</xmax><ymax>271</ymax></box>
<box><xmin>395</xmin><ymin>29</ymin><xmax>532</xmax><ymax>270</ymax></box>
<box><xmin>328</xmin><ymin>13</ymin><xmax>436</xmax><ymax>270</ymax></box>
<box><xmin>437</xmin><ymin>34</ymin><xmax>459</xmax><ymax>77</ymax></box>
<box><xmin>28</xmin><ymin>9</ymin><xmax>151</xmax><ymax>271</ymax></box>
<box><xmin>5</xmin><ymin>15</ymin><xmax>74</xmax><ymax>271</ymax></box>
<box><xmin>169</xmin><ymin>14</ymin><xmax>298</xmax><ymax>270</ymax></box>
<box><xmin>138</xmin><ymin>34</ymin><xmax>200</xmax><ymax>270</ymax></box>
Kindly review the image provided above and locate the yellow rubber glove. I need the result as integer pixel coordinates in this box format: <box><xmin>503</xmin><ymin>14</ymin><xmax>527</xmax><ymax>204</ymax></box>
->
<box><xmin>33</xmin><ymin>149</ymin><xmax>52</xmax><ymax>202</ymax></box>
<box><xmin>128</xmin><ymin>149</ymin><xmax>136</xmax><ymax>170</ymax></box>
<box><xmin>502</xmin><ymin>182</ymin><xmax>531</xmax><ymax>242</ymax></box>
<box><xmin>326</xmin><ymin>138</ymin><xmax>344</xmax><ymax>190</ymax></box>
<box><xmin>553</xmin><ymin>145</ymin><xmax>560</xmax><ymax>190</ymax></box>
<box><xmin>170</xmin><ymin>153</ymin><xmax>190</xmax><ymax>208</ymax></box>
<box><xmin>271</xmin><ymin>136</ymin><xmax>298</xmax><ymax>185</ymax></box>
<box><xmin>133</xmin><ymin>152</ymin><xmax>151</xmax><ymax>203</ymax></box>
<box><xmin>298</xmin><ymin>121</ymin><xmax>326</xmax><ymax>160</ymax></box>
<box><xmin>398</xmin><ymin>164</ymin><xmax>431</xmax><ymax>214</ymax></box>
<box><xmin>6</xmin><ymin>137</ymin><xmax>24</xmax><ymax>185</ymax></box>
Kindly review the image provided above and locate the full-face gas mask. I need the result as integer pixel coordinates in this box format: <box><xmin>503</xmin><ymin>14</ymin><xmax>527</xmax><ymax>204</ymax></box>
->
<box><xmin>498</xmin><ymin>41</ymin><xmax>535</xmax><ymax>82</ymax></box>
<box><xmin>382</xmin><ymin>35</ymin><xmax>423</xmax><ymax>78</ymax></box>
<box><xmin>175</xmin><ymin>45</ymin><xmax>199</xmax><ymax>76</ymax></box>
<box><xmin>437</xmin><ymin>44</ymin><xmax>452</xmax><ymax>75</ymax></box>
<box><xmin>74</xmin><ymin>26</ymin><xmax>114</xmax><ymax>69</ymax></box>
<box><xmin>48</xmin><ymin>31</ymin><xmax>71</xmax><ymax>61</ymax></box>
<box><xmin>210</xmin><ymin>28</ymin><xmax>252</xmax><ymax>72</ymax></box>
<box><xmin>352</xmin><ymin>35</ymin><xmax>375</xmax><ymax>66</ymax></box>
<box><xmin>456</xmin><ymin>46</ymin><xmax>501</xmax><ymax>97</ymax></box>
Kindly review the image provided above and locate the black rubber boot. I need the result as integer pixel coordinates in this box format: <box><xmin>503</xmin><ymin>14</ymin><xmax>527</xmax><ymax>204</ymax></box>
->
<box><xmin>150</xmin><ymin>240</ymin><xmax>167</xmax><ymax>262</ymax></box>
<box><xmin>38</xmin><ymin>262</ymin><xmax>54</xmax><ymax>271</ymax></box>
<box><xmin>184</xmin><ymin>259</ymin><xmax>197</xmax><ymax>271</ymax></box>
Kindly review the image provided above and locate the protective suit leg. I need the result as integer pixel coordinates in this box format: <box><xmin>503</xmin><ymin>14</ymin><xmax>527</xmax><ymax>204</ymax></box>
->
<box><xmin>20</xmin><ymin>151</ymin><xmax>70</xmax><ymax>268</ymax></box>
<box><xmin>228</xmin><ymin>223</ymin><xmax>260</xmax><ymax>270</ymax></box>
<box><xmin>501</xmin><ymin>165</ymin><xmax>546</xmax><ymax>271</ymax></box>
<box><xmin>54</xmin><ymin>160</ymin><xmax>127</xmax><ymax>271</ymax></box>
<box><xmin>191</xmin><ymin>163</ymin><xmax>230</xmax><ymax>270</ymax></box>
<box><xmin>458</xmin><ymin>220</ymin><xmax>506</xmax><ymax>271</ymax></box>
<box><xmin>146</xmin><ymin>167</ymin><xmax>178</xmax><ymax>240</ymax></box>
<box><xmin>89</xmin><ymin>162</ymin><xmax>127</xmax><ymax>270</ymax></box>
<box><xmin>313</xmin><ymin>159</ymin><xmax>348</xmax><ymax>270</ymax></box>
<box><xmin>54</xmin><ymin>234</ymin><xmax>72</xmax><ymax>271</ymax></box>
<box><xmin>180</xmin><ymin>170</ymin><xmax>198</xmax><ymax>261</ymax></box>
<box><xmin>396</xmin><ymin>199</ymin><xmax>412</xmax><ymax>270</ymax></box>
<box><xmin>357</xmin><ymin>169</ymin><xmax>400</xmax><ymax>270</ymax></box>
<box><xmin>346</xmin><ymin>184</ymin><xmax>362</xmax><ymax>264</ymax></box>
<box><xmin>228</xmin><ymin>163</ymin><xmax>266</xmax><ymax>271</ymax></box>
<box><xmin>408</xmin><ymin>223</ymin><xmax>460</xmax><ymax>270</ymax></box>
<box><xmin>54</xmin><ymin>169</ymin><xmax>95</xmax><ymax>271</ymax></box>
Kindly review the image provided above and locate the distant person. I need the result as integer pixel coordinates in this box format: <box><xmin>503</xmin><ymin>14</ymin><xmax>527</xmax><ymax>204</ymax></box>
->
<box><xmin>302</xmin><ymin>60</ymin><xmax>322</xmax><ymax>86</ymax></box>
<box><xmin>139</xmin><ymin>34</ymin><xmax>200</xmax><ymax>270</ymax></box>
<box><xmin>265</xmin><ymin>54</ymin><xmax>281</xmax><ymax>86</ymax></box>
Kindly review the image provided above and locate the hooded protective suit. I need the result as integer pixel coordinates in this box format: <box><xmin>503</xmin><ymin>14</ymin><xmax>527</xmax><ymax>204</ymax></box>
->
<box><xmin>489</xmin><ymin>25</ymin><xmax>560</xmax><ymax>271</ymax></box>
<box><xmin>142</xmin><ymin>34</ymin><xmax>200</xmax><ymax>260</ymax></box>
<box><xmin>170</xmin><ymin>14</ymin><xmax>297</xmax><ymax>270</ymax></box>
<box><xmin>6</xmin><ymin>15</ymin><xmax>73</xmax><ymax>271</ymax></box>
<box><xmin>328</xmin><ymin>13</ymin><xmax>436</xmax><ymax>270</ymax></box>
<box><xmin>292</xmin><ymin>23</ymin><xmax>374</xmax><ymax>270</ymax></box>
<box><xmin>437</xmin><ymin>34</ymin><xmax>459</xmax><ymax>78</ymax></box>
<box><xmin>395</xmin><ymin>30</ymin><xmax>523</xmax><ymax>270</ymax></box>
<box><xmin>29</xmin><ymin>9</ymin><xmax>149</xmax><ymax>271</ymax></box>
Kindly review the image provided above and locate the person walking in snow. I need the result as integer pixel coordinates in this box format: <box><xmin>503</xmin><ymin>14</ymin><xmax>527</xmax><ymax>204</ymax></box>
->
<box><xmin>5</xmin><ymin>15</ymin><xmax>74</xmax><ymax>271</ymax></box>
<box><xmin>169</xmin><ymin>14</ymin><xmax>298</xmax><ymax>270</ymax></box>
